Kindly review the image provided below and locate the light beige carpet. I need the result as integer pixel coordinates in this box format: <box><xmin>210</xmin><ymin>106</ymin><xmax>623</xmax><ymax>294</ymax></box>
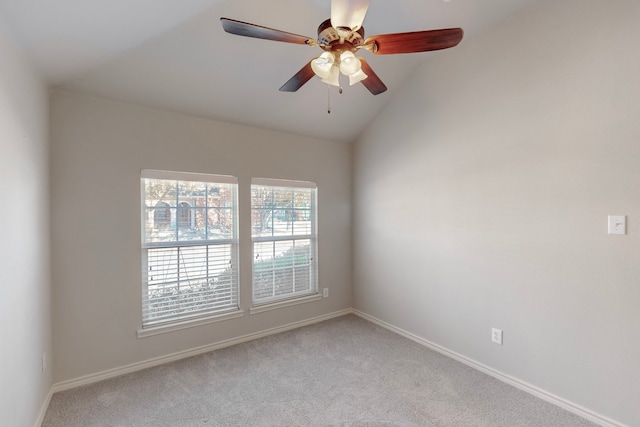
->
<box><xmin>43</xmin><ymin>315</ymin><xmax>597</xmax><ymax>426</ymax></box>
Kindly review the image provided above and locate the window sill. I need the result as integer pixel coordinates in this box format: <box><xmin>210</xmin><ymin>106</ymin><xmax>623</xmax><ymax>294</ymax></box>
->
<box><xmin>137</xmin><ymin>309</ymin><xmax>245</xmax><ymax>339</ymax></box>
<box><xmin>249</xmin><ymin>293</ymin><xmax>322</xmax><ymax>315</ymax></box>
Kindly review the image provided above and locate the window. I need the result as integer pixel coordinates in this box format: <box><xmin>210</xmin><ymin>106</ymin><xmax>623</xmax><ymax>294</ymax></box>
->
<box><xmin>251</xmin><ymin>178</ymin><xmax>318</xmax><ymax>306</ymax></box>
<box><xmin>141</xmin><ymin>170</ymin><xmax>239</xmax><ymax>327</ymax></box>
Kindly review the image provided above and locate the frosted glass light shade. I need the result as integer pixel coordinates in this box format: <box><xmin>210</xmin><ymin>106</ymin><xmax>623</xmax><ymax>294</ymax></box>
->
<box><xmin>311</xmin><ymin>52</ymin><xmax>335</xmax><ymax>79</ymax></box>
<box><xmin>331</xmin><ymin>0</ymin><xmax>370</xmax><ymax>31</ymax></box>
<box><xmin>348</xmin><ymin>68</ymin><xmax>368</xmax><ymax>85</ymax></box>
<box><xmin>339</xmin><ymin>51</ymin><xmax>362</xmax><ymax>76</ymax></box>
<box><xmin>321</xmin><ymin>65</ymin><xmax>340</xmax><ymax>87</ymax></box>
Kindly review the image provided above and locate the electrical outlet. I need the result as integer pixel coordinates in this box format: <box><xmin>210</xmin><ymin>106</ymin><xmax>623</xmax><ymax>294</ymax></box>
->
<box><xmin>42</xmin><ymin>352</ymin><xmax>47</xmax><ymax>373</ymax></box>
<box><xmin>323</xmin><ymin>288</ymin><xmax>329</xmax><ymax>298</ymax></box>
<box><xmin>491</xmin><ymin>328</ymin><xmax>503</xmax><ymax>345</ymax></box>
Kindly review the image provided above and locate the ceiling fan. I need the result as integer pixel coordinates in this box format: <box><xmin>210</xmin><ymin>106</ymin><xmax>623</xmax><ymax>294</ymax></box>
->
<box><xmin>221</xmin><ymin>0</ymin><xmax>463</xmax><ymax>96</ymax></box>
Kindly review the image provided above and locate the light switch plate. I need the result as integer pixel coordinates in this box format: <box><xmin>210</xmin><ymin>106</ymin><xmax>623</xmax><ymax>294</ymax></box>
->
<box><xmin>608</xmin><ymin>215</ymin><xmax>626</xmax><ymax>235</ymax></box>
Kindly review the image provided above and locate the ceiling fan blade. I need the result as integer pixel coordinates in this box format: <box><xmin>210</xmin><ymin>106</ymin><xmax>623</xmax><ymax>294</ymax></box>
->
<box><xmin>279</xmin><ymin>61</ymin><xmax>315</xmax><ymax>92</ymax></box>
<box><xmin>365</xmin><ymin>28</ymin><xmax>463</xmax><ymax>55</ymax></box>
<box><xmin>221</xmin><ymin>18</ymin><xmax>316</xmax><ymax>45</ymax></box>
<box><xmin>359</xmin><ymin>58</ymin><xmax>387</xmax><ymax>95</ymax></box>
<box><xmin>331</xmin><ymin>0</ymin><xmax>370</xmax><ymax>31</ymax></box>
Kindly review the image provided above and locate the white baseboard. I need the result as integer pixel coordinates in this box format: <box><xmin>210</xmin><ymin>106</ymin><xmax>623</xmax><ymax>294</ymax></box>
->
<box><xmin>34</xmin><ymin>387</ymin><xmax>53</xmax><ymax>427</ymax></box>
<box><xmin>53</xmin><ymin>309</ymin><xmax>353</xmax><ymax>393</ymax></box>
<box><xmin>353</xmin><ymin>310</ymin><xmax>625</xmax><ymax>427</ymax></box>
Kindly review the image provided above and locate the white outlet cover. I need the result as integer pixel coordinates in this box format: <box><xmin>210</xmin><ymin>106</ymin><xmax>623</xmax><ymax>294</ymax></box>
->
<box><xmin>608</xmin><ymin>215</ymin><xmax>626</xmax><ymax>235</ymax></box>
<box><xmin>492</xmin><ymin>328</ymin><xmax>503</xmax><ymax>345</ymax></box>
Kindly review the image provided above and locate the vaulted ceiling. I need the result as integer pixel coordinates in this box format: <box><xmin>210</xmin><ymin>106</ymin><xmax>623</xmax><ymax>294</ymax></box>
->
<box><xmin>0</xmin><ymin>0</ymin><xmax>538</xmax><ymax>142</ymax></box>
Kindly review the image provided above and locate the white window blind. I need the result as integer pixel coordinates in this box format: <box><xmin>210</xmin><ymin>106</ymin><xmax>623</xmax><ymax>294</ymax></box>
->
<box><xmin>251</xmin><ymin>178</ymin><xmax>318</xmax><ymax>305</ymax></box>
<box><xmin>141</xmin><ymin>170</ymin><xmax>239</xmax><ymax>327</ymax></box>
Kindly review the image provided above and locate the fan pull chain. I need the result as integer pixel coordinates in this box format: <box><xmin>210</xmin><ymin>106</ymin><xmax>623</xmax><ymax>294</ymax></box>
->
<box><xmin>327</xmin><ymin>85</ymin><xmax>344</xmax><ymax>114</ymax></box>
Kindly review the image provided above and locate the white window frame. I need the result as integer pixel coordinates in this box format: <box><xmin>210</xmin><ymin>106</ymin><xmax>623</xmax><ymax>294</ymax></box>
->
<box><xmin>250</xmin><ymin>178</ymin><xmax>319</xmax><ymax>309</ymax></box>
<box><xmin>139</xmin><ymin>169</ymin><xmax>241</xmax><ymax>334</ymax></box>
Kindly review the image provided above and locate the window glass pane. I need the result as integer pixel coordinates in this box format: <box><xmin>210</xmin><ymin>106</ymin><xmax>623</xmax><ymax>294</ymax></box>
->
<box><xmin>217</xmin><ymin>184</ymin><xmax>235</xmax><ymax>208</ymax></box>
<box><xmin>250</xmin><ymin>186</ymin><xmax>269</xmax><ymax>209</ymax></box>
<box><xmin>174</xmin><ymin>181</ymin><xmax>203</xmax><ymax>241</ymax></box>
<box><xmin>207</xmin><ymin>207</ymin><xmax>233</xmax><ymax>240</ymax></box>
<box><xmin>145</xmin><ymin>178</ymin><xmax>178</xmax><ymax>204</ymax></box>
<box><xmin>182</xmin><ymin>207</ymin><xmax>206</xmax><ymax>241</ymax></box>
<box><xmin>293</xmin><ymin>189</ymin><xmax>311</xmax><ymax>208</ymax></box>
<box><xmin>178</xmin><ymin>181</ymin><xmax>206</xmax><ymax>204</ymax></box>
<box><xmin>176</xmin><ymin>204</ymin><xmax>200</xmax><ymax>241</ymax></box>
<box><xmin>144</xmin><ymin>179</ymin><xmax>178</xmax><ymax>244</ymax></box>
<box><xmin>251</xmin><ymin>186</ymin><xmax>273</xmax><ymax>238</ymax></box>
<box><xmin>273</xmin><ymin>188</ymin><xmax>292</xmax><ymax>207</ymax></box>
<box><xmin>146</xmin><ymin>204</ymin><xmax>176</xmax><ymax>243</ymax></box>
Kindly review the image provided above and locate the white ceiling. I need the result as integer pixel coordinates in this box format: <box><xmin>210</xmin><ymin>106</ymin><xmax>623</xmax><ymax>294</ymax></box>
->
<box><xmin>0</xmin><ymin>0</ymin><xmax>538</xmax><ymax>142</ymax></box>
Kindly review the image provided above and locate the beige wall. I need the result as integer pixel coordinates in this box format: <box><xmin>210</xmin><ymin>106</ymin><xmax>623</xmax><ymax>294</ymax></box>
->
<box><xmin>353</xmin><ymin>0</ymin><xmax>640</xmax><ymax>425</ymax></box>
<box><xmin>0</xmin><ymin>26</ymin><xmax>52</xmax><ymax>427</ymax></box>
<box><xmin>50</xmin><ymin>91</ymin><xmax>352</xmax><ymax>382</ymax></box>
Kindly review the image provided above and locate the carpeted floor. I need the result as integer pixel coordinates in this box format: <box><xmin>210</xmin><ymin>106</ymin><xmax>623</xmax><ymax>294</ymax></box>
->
<box><xmin>43</xmin><ymin>315</ymin><xmax>597</xmax><ymax>426</ymax></box>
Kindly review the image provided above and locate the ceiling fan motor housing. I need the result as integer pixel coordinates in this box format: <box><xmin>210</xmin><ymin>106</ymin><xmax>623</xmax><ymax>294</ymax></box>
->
<box><xmin>317</xmin><ymin>18</ymin><xmax>364</xmax><ymax>52</ymax></box>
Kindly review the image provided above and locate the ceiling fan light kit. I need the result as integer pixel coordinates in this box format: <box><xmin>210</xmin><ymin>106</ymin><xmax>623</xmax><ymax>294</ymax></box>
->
<box><xmin>220</xmin><ymin>0</ymin><xmax>463</xmax><ymax>99</ymax></box>
<box><xmin>310</xmin><ymin>49</ymin><xmax>368</xmax><ymax>88</ymax></box>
